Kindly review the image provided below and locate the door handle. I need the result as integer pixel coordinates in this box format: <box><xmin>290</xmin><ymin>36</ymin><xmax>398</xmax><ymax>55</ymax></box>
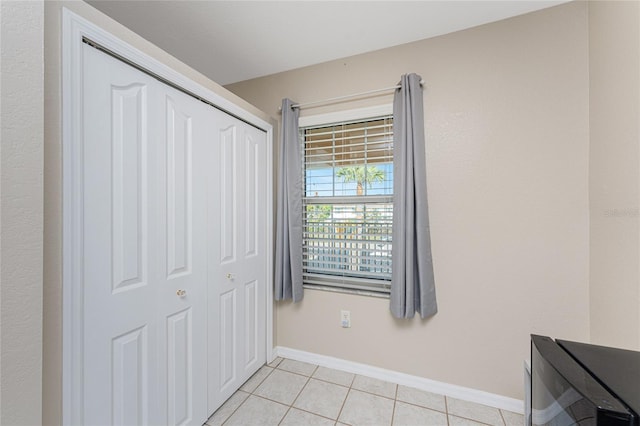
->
<box><xmin>226</xmin><ymin>273</ymin><xmax>235</xmax><ymax>280</ymax></box>
<box><xmin>176</xmin><ymin>289</ymin><xmax>187</xmax><ymax>297</ymax></box>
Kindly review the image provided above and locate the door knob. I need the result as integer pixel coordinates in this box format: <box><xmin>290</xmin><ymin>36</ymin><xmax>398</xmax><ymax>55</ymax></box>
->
<box><xmin>226</xmin><ymin>273</ymin><xmax>234</xmax><ymax>280</ymax></box>
<box><xmin>176</xmin><ymin>289</ymin><xmax>187</xmax><ymax>297</ymax></box>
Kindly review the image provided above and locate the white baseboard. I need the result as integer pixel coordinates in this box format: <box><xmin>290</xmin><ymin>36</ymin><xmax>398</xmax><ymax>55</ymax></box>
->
<box><xmin>274</xmin><ymin>346</ymin><xmax>524</xmax><ymax>415</ymax></box>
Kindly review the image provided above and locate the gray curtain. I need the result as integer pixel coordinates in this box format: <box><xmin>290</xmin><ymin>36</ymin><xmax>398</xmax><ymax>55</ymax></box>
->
<box><xmin>275</xmin><ymin>98</ymin><xmax>304</xmax><ymax>302</ymax></box>
<box><xmin>390</xmin><ymin>74</ymin><xmax>437</xmax><ymax>319</ymax></box>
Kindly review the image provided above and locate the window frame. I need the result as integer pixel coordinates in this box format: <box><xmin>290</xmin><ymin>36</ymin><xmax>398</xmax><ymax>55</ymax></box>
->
<box><xmin>299</xmin><ymin>104</ymin><xmax>394</xmax><ymax>298</ymax></box>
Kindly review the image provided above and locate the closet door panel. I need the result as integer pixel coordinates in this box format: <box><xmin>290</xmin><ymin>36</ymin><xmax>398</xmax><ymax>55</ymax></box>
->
<box><xmin>208</xmin><ymin>115</ymin><xmax>242</xmax><ymax>410</ymax></box>
<box><xmin>219</xmin><ymin>289</ymin><xmax>237</xmax><ymax>391</ymax></box>
<box><xmin>220</xmin><ymin>125</ymin><xmax>237</xmax><ymax>264</ymax></box>
<box><xmin>111</xmin><ymin>83</ymin><xmax>148</xmax><ymax>293</ymax></box>
<box><xmin>244</xmin><ymin>133</ymin><xmax>259</xmax><ymax>258</ymax></box>
<box><xmin>82</xmin><ymin>44</ymin><xmax>159</xmax><ymax>426</ymax></box>
<box><xmin>244</xmin><ymin>280</ymin><xmax>259</xmax><ymax>367</ymax></box>
<box><xmin>239</xmin><ymin>125</ymin><xmax>267</xmax><ymax>377</ymax></box>
<box><xmin>83</xmin><ymin>44</ymin><xmax>209</xmax><ymax>425</ymax></box>
<box><xmin>208</xmin><ymin>117</ymin><xmax>267</xmax><ymax>413</ymax></box>
<box><xmin>165</xmin><ymin>97</ymin><xmax>192</xmax><ymax>278</ymax></box>
<box><xmin>155</xmin><ymin>85</ymin><xmax>210</xmax><ymax>426</ymax></box>
<box><xmin>166</xmin><ymin>308</ymin><xmax>193</xmax><ymax>425</ymax></box>
<box><xmin>111</xmin><ymin>326</ymin><xmax>148</xmax><ymax>426</ymax></box>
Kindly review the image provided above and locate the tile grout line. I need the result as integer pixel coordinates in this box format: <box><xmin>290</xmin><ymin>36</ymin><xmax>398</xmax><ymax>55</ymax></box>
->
<box><xmin>214</xmin><ymin>359</ymin><xmax>511</xmax><ymax>426</ymax></box>
<box><xmin>394</xmin><ymin>398</ymin><xmax>449</xmax><ymax>416</ymax></box>
<box><xmin>448</xmin><ymin>413</ymin><xmax>494</xmax><ymax>426</ymax></box>
<box><xmin>498</xmin><ymin>408</ymin><xmax>507</xmax><ymax>426</ymax></box>
<box><xmin>220</xmin><ymin>366</ymin><xmax>276</xmax><ymax>426</ymax></box>
<box><xmin>390</xmin><ymin>383</ymin><xmax>399</xmax><ymax>426</ymax></box>
<box><xmin>291</xmin><ymin>406</ymin><xmax>345</xmax><ymax>424</ymax></box>
<box><xmin>277</xmin><ymin>361</ymin><xmax>368</xmax><ymax>424</ymax></box>
<box><xmin>334</xmin><ymin>372</ymin><xmax>356</xmax><ymax>425</ymax></box>
<box><xmin>219</xmin><ymin>365</ymin><xmax>277</xmax><ymax>426</ymax></box>
<box><xmin>218</xmin><ymin>393</ymin><xmax>248</xmax><ymax>426</ymax></box>
<box><xmin>280</xmin><ymin>360</ymin><xmax>453</xmax><ymax>412</ymax></box>
<box><xmin>445</xmin><ymin>395</ymin><xmax>450</xmax><ymax>426</ymax></box>
<box><xmin>311</xmin><ymin>376</ymin><xmax>352</xmax><ymax>389</ymax></box>
<box><xmin>277</xmin><ymin>363</ymin><xmax>319</xmax><ymax>425</ymax></box>
<box><xmin>446</xmin><ymin>395</ymin><xmax>505</xmax><ymax>426</ymax></box>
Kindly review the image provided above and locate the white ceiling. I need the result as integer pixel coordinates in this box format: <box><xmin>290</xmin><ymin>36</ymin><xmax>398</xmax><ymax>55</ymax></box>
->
<box><xmin>87</xmin><ymin>0</ymin><xmax>568</xmax><ymax>86</ymax></box>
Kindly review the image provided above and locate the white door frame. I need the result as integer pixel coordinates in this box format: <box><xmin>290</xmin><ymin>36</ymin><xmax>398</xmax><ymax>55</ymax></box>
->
<box><xmin>62</xmin><ymin>9</ymin><xmax>274</xmax><ymax>425</ymax></box>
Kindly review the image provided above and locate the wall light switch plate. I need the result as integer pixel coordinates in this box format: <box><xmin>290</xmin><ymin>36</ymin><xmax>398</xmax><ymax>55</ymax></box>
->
<box><xmin>341</xmin><ymin>310</ymin><xmax>351</xmax><ymax>328</ymax></box>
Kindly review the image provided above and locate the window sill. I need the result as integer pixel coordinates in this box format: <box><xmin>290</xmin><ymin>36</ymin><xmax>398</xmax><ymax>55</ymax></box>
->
<box><xmin>302</xmin><ymin>283</ymin><xmax>390</xmax><ymax>299</ymax></box>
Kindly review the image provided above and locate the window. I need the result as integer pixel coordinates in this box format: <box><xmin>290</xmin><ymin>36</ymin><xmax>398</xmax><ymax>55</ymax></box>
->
<box><xmin>301</xmin><ymin>111</ymin><xmax>393</xmax><ymax>295</ymax></box>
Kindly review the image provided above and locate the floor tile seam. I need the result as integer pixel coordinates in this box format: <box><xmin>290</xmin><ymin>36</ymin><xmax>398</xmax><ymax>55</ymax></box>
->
<box><xmin>308</xmin><ymin>375</ymin><xmax>351</xmax><ymax>389</ymax></box>
<box><xmin>346</xmin><ymin>374</ymin><xmax>355</xmax><ymax>387</ymax></box>
<box><xmin>268</xmin><ymin>357</ymin><xmax>284</xmax><ymax>368</ymax></box>
<box><xmin>278</xmin><ymin>359</ymin><xmax>504</xmax><ymax>421</ymax></box>
<box><xmin>349</xmin><ymin>386</ymin><xmax>396</xmax><ymax>401</ymax></box>
<box><xmin>251</xmin><ymin>366</ymin><xmax>276</xmax><ymax>391</ymax></box>
<box><xmin>249</xmin><ymin>392</ymin><xmax>297</xmax><ymax>409</ymax></box>
<box><xmin>445</xmin><ymin>394</ymin><xmax>450</xmax><ymax>426</ymax></box>
<box><xmin>497</xmin><ymin>409</ymin><xmax>507</xmax><ymax>426</ymax></box>
<box><xmin>309</xmin><ymin>368</ymin><xmax>356</xmax><ymax>386</ymax></box>
<box><xmin>275</xmin><ymin>360</ymin><xmax>301</xmax><ymax>426</ymax></box>
<box><xmin>299</xmin><ymin>377</ymin><xmax>350</xmax><ymax>407</ymax></box>
<box><xmin>310</xmin><ymin>363</ymin><xmax>320</xmax><ymax>377</ymax></box>
<box><xmin>277</xmin><ymin>358</ymin><xmax>319</xmax><ymax>376</ymax></box>
<box><xmin>394</xmin><ymin>398</ymin><xmax>448</xmax><ymax>416</ymax></box>
<box><xmin>338</xmin><ymin>387</ymin><xmax>397</xmax><ymax>426</ymax></box>
<box><xmin>275</xmin><ymin>365</ymin><xmax>318</xmax><ymax>378</ymax></box>
<box><xmin>445</xmin><ymin>394</ymin><xmax>502</xmax><ymax>412</ymax></box>
<box><xmin>248</xmin><ymin>361</ymin><xmax>486</xmax><ymax>425</ymax></box>
<box><xmin>334</xmin><ymin>374</ymin><xmax>355</xmax><ymax>424</ymax></box>
<box><xmin>390</xmin><ymin>384</ymin><xmax>398</xmax><ymax>426</ymax></box>
<box><xmin>280</xmin><ymin>368</ymin><xmax>346</xmax><ymax>424</ymax></box>
<box><xmin>289</xmin><ymin>366</ymin><xmax>316</xmax><ymax>413</ymax></box>
<box><xmin>217</xmin><ymin>401</ymin><xmax>241</xmax><ymax>426</ymax></box>
<box><xmin>214</xmin><ymin>392</ymin><xmax>251</xmax><ymax>426</ymax></box>
<box><xmin>447</xmin><ymin>413</ymin><xmax>494</xmax><ymax>426</ymax></box>
<box><xmin>276</xmin><ymin>404</ymin><xmax>293</xmax><ymax>426</ymax></box>
<box><xmin>288</xmin><ymin>404</ymin><xmax>344</xmax><ymax>423</ymax></box>
<box><xmin>444</xmin><ymin>396</ymin><xmax>505</xmax><ymax>426</ymax></box>
<box><xmin>213</xmin><ymin>362</ymin><xmax>301</xmax><ymax>425</ymax></box>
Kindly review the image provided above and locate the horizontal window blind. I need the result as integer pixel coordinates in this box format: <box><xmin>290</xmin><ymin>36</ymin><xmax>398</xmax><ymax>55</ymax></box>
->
<box><xmin>302</xmin><ymin>115</ymin><xmax>393</xmax><ymax>294</ymax></box>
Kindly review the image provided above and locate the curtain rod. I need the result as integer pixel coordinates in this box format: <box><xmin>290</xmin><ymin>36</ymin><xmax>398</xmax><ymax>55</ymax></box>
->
<box><xmin>279</xmin><ymin>80</ymin><xmax>424</xmax><ymax>112</ymax></box>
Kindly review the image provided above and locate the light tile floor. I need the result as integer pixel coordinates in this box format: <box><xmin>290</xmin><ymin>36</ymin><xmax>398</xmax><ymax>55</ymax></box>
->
<box><xmin>205</xmin><ymin>357</ymin><xmax>524</xmax><ymax>426</ymax></box>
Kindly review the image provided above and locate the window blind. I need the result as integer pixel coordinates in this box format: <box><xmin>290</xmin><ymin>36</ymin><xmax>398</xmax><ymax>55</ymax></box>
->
<box><xmin>301</xmin><ymin>115</ymin><xmax>393</xmax><ymax>294</ymax></box>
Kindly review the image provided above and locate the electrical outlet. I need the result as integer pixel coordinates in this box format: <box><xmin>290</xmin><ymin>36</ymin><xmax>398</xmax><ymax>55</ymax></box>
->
<box><xmin>341</xmin><ymin>310</ymin><xmax>351</xmax><ymax>328</ymax></box>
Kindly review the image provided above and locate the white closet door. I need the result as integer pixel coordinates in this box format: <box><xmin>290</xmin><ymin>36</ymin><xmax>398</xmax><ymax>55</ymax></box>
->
<box><xmin>82</xmin><ymin>44</ymin><xmax>208</xmax><ymax>426</ymax></box>
<box><xmin>83</xmin><ymin>44</ymin><xmax>160</xmax><ymax>426</ymax></box>
<box><xmin>208</xmin><ymin>115</ymin><xmax>268</xmax><ymax>412</ymax></box>
<box><xmin>153</xmin><ymin>83</ymin><xmax>209</xmax><ymax>425</ymax></box>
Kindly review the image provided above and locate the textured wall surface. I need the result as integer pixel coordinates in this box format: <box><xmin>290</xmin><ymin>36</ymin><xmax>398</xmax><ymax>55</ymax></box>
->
<box><xmin>589</xmin><ymin>0</ymin><xmax>640</xmax><ymax>350</ymax></box>
<box><xmin>1</xmin><ymin>1</ymin><xmax>44</xmax><ymax>424</ymax></box>
<box><xmin>227</xmin><ymin>2</ymin><xmax>591</xmax><ymax>400</ymax></box>
<box><xmin>26</xmin><ymin>0</ymin><xmax>640</xmax><ymax>423</ymax></box>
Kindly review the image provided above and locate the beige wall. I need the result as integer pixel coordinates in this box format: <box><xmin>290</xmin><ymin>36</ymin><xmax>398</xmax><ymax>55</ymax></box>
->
<box><xmin>589</xmin><ymin>1</ymin><xmax>640</xmax><ymax>350</ymax></box>
<box><xmin>42</xmin><ymin>1</ymin><xmax>273</xmax><ymax>423</ymax></box>
<box><xmin>227</xmin><ymin>2</ymin><xmax>591</xmax><ymax>400</ymax></box>
<box><xmin>3</xmin><ymin>0</ymin><xmax>633</xmax><ymax>423</ymax></box>
<box><xmin>1</xmin><ymin>1</ymin><xmax>44</xmax><ymax>424</ymax></box>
